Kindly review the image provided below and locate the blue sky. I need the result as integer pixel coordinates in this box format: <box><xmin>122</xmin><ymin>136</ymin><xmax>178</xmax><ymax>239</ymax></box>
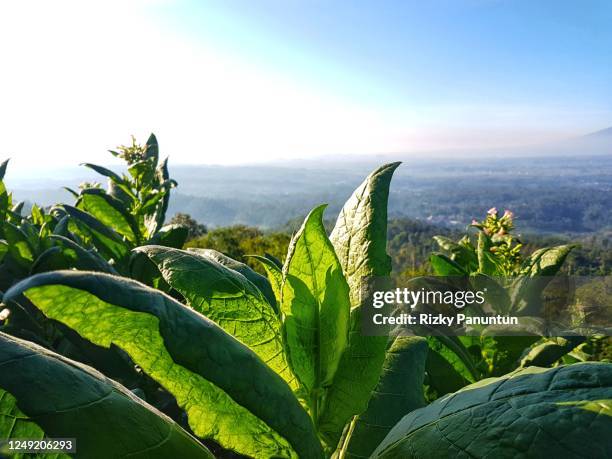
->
<box><xmin>0</xmin><ymin>0</ymin><xmax>611</xmax><ymax>170</ymax></box>
<box><xmin>165</xmin><ymin>0</ymin><xmax>612</xmax><ymax>109</ymax></box>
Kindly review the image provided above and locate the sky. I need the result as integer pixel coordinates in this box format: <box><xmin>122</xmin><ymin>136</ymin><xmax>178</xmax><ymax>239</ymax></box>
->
<box><xmin>0</xmin><ymin>0</ymin><xmax>611</xmax><ymax>172</ymax></box>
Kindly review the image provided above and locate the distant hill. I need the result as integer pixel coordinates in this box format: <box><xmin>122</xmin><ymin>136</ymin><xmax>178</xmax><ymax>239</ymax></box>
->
<box><xmin>166</xmin><ymin>154</ymin><xmax>612</xmax><ymax>234</ymax></box>
<box><xmin>584</xmin><ymin>126</ymin><xmax>612</xmax><ymax>138</ymax></box>
<box><xmin>7</xmin><ymin>154</ymin><xmax>612</xmax><ymax>234</ymax></box>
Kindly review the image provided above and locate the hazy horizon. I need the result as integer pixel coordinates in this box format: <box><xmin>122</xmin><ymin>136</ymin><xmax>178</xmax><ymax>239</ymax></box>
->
<box><xmin>1</xmin><ymin>0</ymin><xmax>612</xmax><ymax>172</ymax></box>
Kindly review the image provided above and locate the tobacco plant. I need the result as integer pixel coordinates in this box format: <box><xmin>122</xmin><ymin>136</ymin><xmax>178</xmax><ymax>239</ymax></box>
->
<box><xmin>0</xmin><ymin>135</ymin><xmax>189</xmax><ymax>410</ymax></box>
<box><xmin>61</xmin><ymin>134</ymin><xmax>188</xmax><ymax>272</ymax></box>
<box><xmin>423</xmin><ymin>207</ymin><xmax>586</xmax><ymax>399</ymax></box>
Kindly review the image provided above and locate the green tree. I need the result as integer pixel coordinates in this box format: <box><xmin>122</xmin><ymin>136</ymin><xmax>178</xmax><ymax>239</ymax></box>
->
<box><xmin>169</xmin><ymin>213</ymin><xmax>208</xmax><ymax>241</ymax></box>
<box><xmin>187</xmin><ymin>225</ymin><xmax>290</xmax><ymax>273</ymax></box>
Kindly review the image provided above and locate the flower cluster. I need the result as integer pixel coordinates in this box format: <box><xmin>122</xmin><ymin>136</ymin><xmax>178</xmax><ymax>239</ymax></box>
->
<box><xmin>471</xmin><ymin>207</ymin><xmax>522</xmax><ymax>275</ymax></box>
<box><xmin>115</xmin><ymin>135</ymin><xmax>147</xmax><ymax>165</ymax></box>
<box><xmin>78</xmin><ymin>181</ymin><xmax>101</xmax><ymax>190</ymax></box>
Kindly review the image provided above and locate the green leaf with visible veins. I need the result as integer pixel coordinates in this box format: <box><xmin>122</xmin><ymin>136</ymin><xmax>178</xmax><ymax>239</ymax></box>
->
<box><xmin>433</xmin><ymin>235</ymin><xmax>478</xmax><ymax>272</ymax></box>
<box><xmin>0</xmin><ymin>332</ymin><xmax>213</xmax><ymax>459</ymax></box>
<box><xmin>281</xmin><ymin>205</ymin><xmax>350</xmax><ymax>410</ymax></box>
<box><xmin>77</xmin><ymin>189</ymin><xmax>138</xmax><ymax>242</ymax></box>
<box><xmin>251</xmin><ymin>254</ymin><xmax>284</xmax><ymax>310</ymax></box>
<box><xmin>520</xmin><ymin>244</ymin><xmax>576</xmax><ymax>277</ymax></box>
<box><xmin>144</xmin><ymin>156</ymin><xmax>171</xmax><ymax>237</ymax></box>
<box><xmin>477</xmin><ymin>231</ymin><xmax>502</xmax><ymax>276</ymax></box>
<box><xmin>61</xmin><ymin>205</ymin><xmax>129</xmax><ymax>264</ymax></box>
<box><xmin>134</xmin><ymin>245</ymin><xmax>296</xmax><ymax>389</ymax></box>
<box><xmin>4</xmin><ymin>271</ymin><xmax>322</xmax><ymax>459</ymax></box>
<box><xmin>189</xmin><ymin>248</ymin><xmax>278</xmax><ymax>312</ymax></box>
<box><xmin>3</xmin><ymin>222</ymin><xmax>35</xmax><ymax>267</ymax></box>
<box><xmin>319</xmin><ymin>162</ymin><xmax>400</xmax><ymax>447</ymax></box>
<box><xmin>373</xmin><ymin>363</ymin><xmax>612</xmax><ymax>458</ymax></box>
<box><xmin>339</xmin><ymin>337</ymin><xmax>428</xmax><ymax>459</ymax></box>
<box><xmin>512</xmin><ymin>244</ymin><xmax>575</xmax><ymax>314</ymax></box>
<box><xmin>30</xmin><ymin>234</ymin><xmax>118</xmax><ymax>275</ymax></box>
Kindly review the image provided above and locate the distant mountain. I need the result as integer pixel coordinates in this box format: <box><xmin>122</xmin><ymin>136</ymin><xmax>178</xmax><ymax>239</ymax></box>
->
<box><xmin>530</xmin><ymin>126</ymin><xmax>612</xmax><ymax>157</ymax></box>
<box><xmin>584</xmin><ymin>126</ymin><xmax>612</xmax><ymax>138</ymax></box>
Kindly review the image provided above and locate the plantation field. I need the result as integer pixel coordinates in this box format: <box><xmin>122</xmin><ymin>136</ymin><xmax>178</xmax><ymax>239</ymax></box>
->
<box><xmin>0</xmin><ymin>136</ymin><xmax>610</xmax><ymax>458</ymax></box>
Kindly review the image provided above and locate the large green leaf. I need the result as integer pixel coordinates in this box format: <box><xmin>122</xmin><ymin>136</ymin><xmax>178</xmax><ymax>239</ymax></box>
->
<box><xmin>520</xmin><ymin>336</ymin><xmax>586</xmax><ymax>368</ymax></box>
<box><xmin>433</xmin><ymin>235</ymin><xmax>478</xmax><ymax>272</ymax></box>
<box><xmin>250</xmin><ymin>254</ymin><xmax>284</xmax><ymax>311</ymax></box>
<box><xmin>281</xmin><ymin>205</ymin><xmax>350</xmax><ymax>411</ymax></box>
<box><xmin>143</xmin><ymin>157</ymin><xmax>172</xmax><ymax>237</ymax></box>
<box><xmin>134</xmin><ymin>245</ymin><xmax>295</xmax><ymax>388</ymax></box>
<box><xmin>189</xmin><ymin>248</ymin><xmax>278</xmax><ymax>312</ymax></box>
<box><xmin>425</xmin><ymin>349</ymin><xmax>471</xmax><ymax>399</ymax></box>
<box><xmin>373</xmin><ymin>363</ymin><xmax>612</xmax><ymax>458</ymax></box>
<box><xmin>477</xmin><ymin>232</ymin><xmax>502</xmax><ymax>276</ymax></box>
<box><xmin>0</xmin><ymin>159</ymin><xmax>8</xmax><ymax>181</ymax></box>
<box><xmin>339</xmin><ymin>337</ymin><xmax>428</xmax><ymax>458</ymax></box>
<box><xmin>81</xmin><ymin>162</ymin><xmax>125</xmax><ymax>184</ymax></box>
<box><xmin>147</xmin><ymin>224</ymin><xmax>189</xmax><ymax>249</ymax></box>
<box><xmin>144</xmin><ymin>132</ymin><xmax>159</xmax><ymax>166</ymax></box>
<box><xmin>60</xmin><ymin>205</ymin><xmax>129</xmax><ymax>264</ymax></box>
<box><xmin>3</xmin><ymin>222</ymin><xmax>35</xmax><ymax>268</ymax></box>
<box><xmin>77</xmin><ymin>189</ymin><xmax>138</xmax><ymax>242</ymax></box>
<box><xmin>30</xmin><ymin>235</ymin><xmax>117</xmax><ymax>275</ymax></box>
<box><xmin>429</xmin><ymin>253</ymin><xmax>467</xmax><ymax>276</ymax></box>
<box><xmin>319</xmin><ymin>162</ymin><xmax>400</xmax><ymax>446</ymax></box>
<box><xmin>521</xmin><ymin>244</ymin><xmax>576</xmax><ymax>277</ymax></box>
<box><xmin>512</xmin><ymin>244</ymin><xmax>575</xmax><ymax>314</ymax></box>
<box><xmin>0</xmin><ymin>332</ymin><xmax>213</xmax><ymax>459</ymax></box>
<box><xmin>4</xmin><ymin>271</ymin><xmax>322</xmax><ymax>459</ymax></box>
<box><xmin>427</xmin><ymin>337</ymin><xmax>477</xmax><ymax>384</ymax></box>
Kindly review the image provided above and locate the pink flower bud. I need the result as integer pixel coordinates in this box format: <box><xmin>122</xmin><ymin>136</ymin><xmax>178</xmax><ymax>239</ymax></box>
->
<box><xmin>503</xmin><ymin>210</ymin><xmax>513</xmax><ymax>219</ymax></box>
<box><xmin>487</xmin><ymin>207</ymin><xmax>497</xmax><ymax>216</ymax></box>
<box><xmin>471</xmin><ymin>219</ymin><xmax>479</xmax><ymax>225</ymax></box>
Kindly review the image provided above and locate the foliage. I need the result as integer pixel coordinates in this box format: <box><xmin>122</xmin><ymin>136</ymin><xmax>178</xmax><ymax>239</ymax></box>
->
<box><xmin>470</xmin><ymin>208</ymin><xmax>522</xmax><ymax>275</ymax></box>
<box><xmin>0</xmin><ymin>137</ymin><xmax>609</xmax><ymax>459</ymax></box>
<box><xmin>337</xmin><ymin>337</ymin><xmax>428</xmax><ymax>458</ymax></box>
<box><xmin>0</xmin><ymin>332</ymin><xmax>214</xmax><ymax>459</ymax></box>
<box><xmin>1</xmin><ymin>156</ymin><xmax>404</xmax><ymax>458</ymax></box>
<box><xmin>318</xmin><ymin>162</ymin><xmax>400</xmax><ymax>449</ymax></box>
<box><xmin>169</xmin><ymin>212</ymin><xmax>208</xmax><ymax>240</ymax></box>
<box><xmin>372</xmin><ymin>363</ymin><xmax>612</xmax><ymax>458</ymax></box>
<box><xmin>420</xmin><ymin>208</ymin><xmax>593</xmax><ymax>404</ymax></box>
<box><xmin>187</xmin><ymin>224</ymin><xmax>290</xmax><ymax>274</ymax></box>
<box><xmin>73</xmin><ymin>134</ymin><xmax>186</xmax><ymax>253</ymax></box>
<box><xmin>5</xmin><ymin>271</ymin><xmax>320</xmax><ymax>458</ymax></box>
<box><xmin>0</xmin><ymin>135</ymin><xmax>185</xmax><ymax>290</ymax></box>
<box><xmin>138</xmin><ymin>163</ymin><xmax>400</xmax><ymax>455</ymax></box>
